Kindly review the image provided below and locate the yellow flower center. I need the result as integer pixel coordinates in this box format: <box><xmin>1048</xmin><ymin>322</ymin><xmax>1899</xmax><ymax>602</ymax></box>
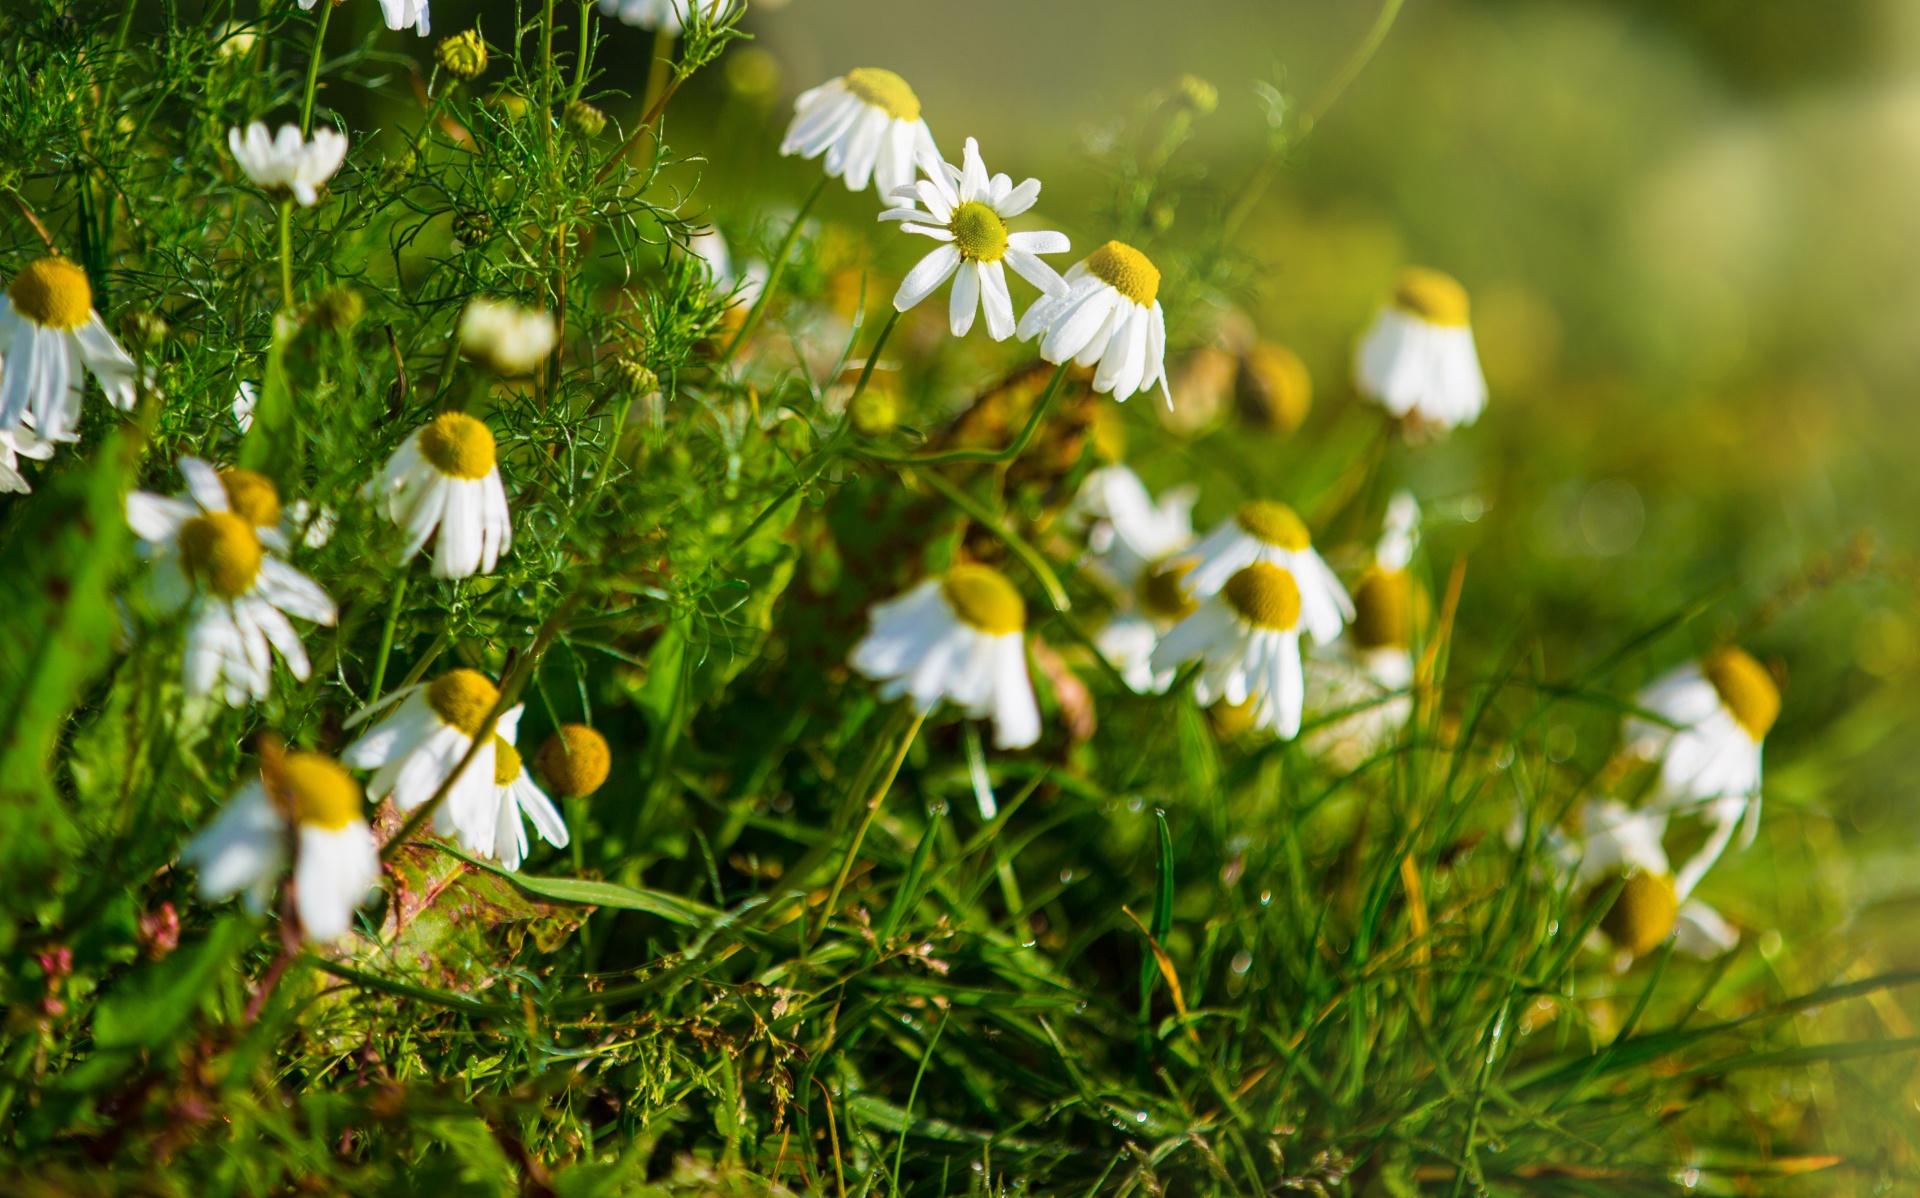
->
<box><xmin>942</xmin><ymin>564</ymin><xmax>1025</xmax><ymax>635</ymax></box>
<box><xmin>948</xmin><ymin>201</ymin><xmax>1009</xmax><ymax>265</ymax></box>
<box><xmin>493</xmin><ymin>736</ymin><xmax>523</xmax><ymax>785</ymax></box>
<box><xmin>1234</xmin><ymin>500</ymin><xmax>1311</xmax><ymax>550</ymax></box>
<box><xmin>1221</xmin><ymin>563</ymin><xmax>1301</xmax><ymax>631</ymax></box>
<box><xmin>8</xmin><ymin>257</ymin><xmax>94</xmax><ymax>331</ymax></box>
<box><xmin>219</xmin><ymin>468</ymin><xmax>282</xmax><ymax>530</ymax></box>
<box><xmin>178</xmin><ymin>512</ymin><xmax>264</xmax><ymax>599</ymax></box>
<box><xmin>426</xmin><ymin>669</ymin><xmax>501</xmax><ymax>737</ymax></box>
<box><xmin>1352</xmin><ymin>568</ymin><xmax>1412</xmax><ymax>649</ymax></box>
<box><xmin>537</xmin><ymin>724</ymin><xmax>611</xmax><ymax>798</ymax></box>
<box><xmin>418</xmin><ymin>412</ymin><xmax>498</xmax><ymax>481</ymax></box>
<box><xmin>1600</xmin><ymin>870</ymin><xmax>1678</xmax><ymax>957</ymax></box>
<box><xmin>282</xmin><ymin>751</ymin><xmax>363</xmax><ymax>831</ymax></box>
<box><xmin>1701</xmin><ymin>645</ymin><xmax>1779</xmax><ymax>739</ymax></box>
<box><xmin>844</xmin><ymin>67</ymin><xmax>921</xmax><ymax>122</ymax></box>
<box><xmin>1085</xmin><ymin>241</ymin><xmax>1160</xmax><ymax>307</ymax></box>
<box><xmin>1392</xmin><ymin>267</ymin><xmax>1471</xmax><ymax>327</ymax></box>
<box><xmin>1137</xmin><ymin>558</ymin><xmax>1198</xmax><ymax>622</ymax></box>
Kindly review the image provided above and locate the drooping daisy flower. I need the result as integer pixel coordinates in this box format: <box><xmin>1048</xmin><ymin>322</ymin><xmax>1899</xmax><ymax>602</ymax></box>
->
<box><xmin>457</xmin><ymin>296</ymin><xmax>556</xmax><ymax>376</ymax></box>
<box><xmin>342</xmin><ymin>668</ymin><xmax>524</xmax><ymax>850</ymax></box>
<box><xmin>227</xmin><ymin>123</ymin><xmax>350</xmax><ymax>208</ymax></box>
<box><xmin>0</xmin><ymin>257</ymin><xmax>140</xmax><ymax>442</ymax></box>
<box><xmin>1179</xmin><ymin>500</ymin><xmax>1353</xmax><ymax>646</ymax></box>
<box><xmin>596</xmin><ymin>0</ymin><xmax>723</xmax><ymax>34</ymax></box>
<box><xmin>126</xmin><ymin>458</ymin><xmax>338</xmax><ymax>705</ymax></box>
<box><xmin>1564</xmin><ymin>798</ymin><xmax>1739</xmax><ymax>960</ymax></box>
<box><xmin>1306</xmin><ymin>493</ymin><xmax>1420</xmax><ymax>766</ymax></box>
<box><xmin>879</xmin><ymin>138</ymin><xmax>1068</xmax><ymax>339</ymax></box>
<box><xmin>0</xmin><ymin>426</ymin><xmax>55</xmax><ymax>493</ymax></box>
<box><xmin>849</xmin><ymin>564</ymin><xmax>1041</xmax><ymax>750</ymax></box>
<box><xmin>480</xmin><ymin>733</ymin><xmax>571</xmax><ymax>870</ymax></box>
<box><xmin>1075</xmin><ymin>465</ymin><xmax>1196</xmax><ymax>693</ymax></box>
<box><xmin>781</xmin><ymin>69</ymin><xmax>940</xmax><ymax>200</ymax></box>
<box><xmin>369</xmin><ymin>411</ymin><xmax>512</xmax><ymax>578</ymax></box>
<box><xmin>1016</xmin><ymin>241</ymin><xmax>1170</xmax><ymax>404</ymax></box>
<box><xmin>1354</xmin><ymin>267</ymin><xmax>1488</xmax><ymax>430</ymax></box>
<box><xmin>1150</xmin><ymin>562</ymin><xmax>1307</xmax><ymax>738</ymax></box>
<box><xmin>182</xmin><ymin>749</ymin><xmax>379</xmax><ymax>942</ymax></box>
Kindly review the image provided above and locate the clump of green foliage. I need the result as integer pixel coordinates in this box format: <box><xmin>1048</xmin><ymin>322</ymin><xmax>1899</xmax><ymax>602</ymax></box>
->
<box><xmin>0</xmin><ymin>0</ymin><xmax>1913</xmax><ymax>1194</ymax></box>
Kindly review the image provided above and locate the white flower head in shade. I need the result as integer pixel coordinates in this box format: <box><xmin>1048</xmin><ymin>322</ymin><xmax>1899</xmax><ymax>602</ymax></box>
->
<box><xmin>125</xmin><ymin>458</ymin><xmax>338</xmax><ymax>706</ymax></box>
<box><xmin>1564</xmin><ymin>798</ymin><xmax>1739</xmax><ymax>960</ymax></box>
<box><xmin>0</xmin><ymin>426</ymin><xmax>55</xmax><ymax>494</ymax></box>
<box><xmin>596</xmin><ymin>0</ymin><xmax>723</xmax><ymax>34</ymax></box>
<box><xmin>342</xmin><ymin>668</ymin><xmax>524</xmax><ymax>850</ymax></box>
<box><xmin>293</xmin><ymin>0</ymin><xmax>428</xmax><ymax>34</ymax></box>
<box><xmin>458</xmin><ymin>296</ymin><xmax>556</xmax><ymax>376</ymax></box>
<box><xmin>1354</xmin><ymin>267</ymin><xmax>1487</xmax><ymax>430</ymax></box>
<box><xmin>1017</xmin><ymin>241</ymin><xmax>1170</xmax><ymax>404</ymax></box>
<box><xmin>781</xmin><ymin>69</ymin><xmax>940</xmax><ymax>201</ymax></box>
<box><xmin>227</xmin><ymin>123</ymin><xmax>349</xmax><ymax>208</ymax></box>
<box><xmin>1074</xmin><ymin>465</ymin><xmax>1197</xmax><ymax>694</ymax></box>
<box><xmin>481</xmin><ymin>733</ymin><xmax>571</xmax><ymax>870</ymax></box>
<box><xmin>849</xmin><ymin>564</ymin><xmax>1041</xmax><ymax>749</ymax></box>
<box><xmin>1307</xmin><ymin>493</ymin><xmax>1422</xmax><ymax>766</ymax></box>
<box><xmin>182</xmin><ymin>749</ymin><xmax>379</xmax><ymax>942</ymax></box>
<box><xmin>0</xmin><ymin>257</ymin><xmax>140</xmax><ymax>442</ymax></box>
<box><xmin>1151</xmin><ymin>562</ymin><xmax>1307</xmax><ymax>738</ymax></box>
<box><xmin>1179</xmin><ymin>499</ymin><xmax>1353</xmax><ymax>646</ymax></box>
<box><xmin>369</xmin><ymin>411</ymin><xmax>512</xmax><ymax>578</ymax></box>
<box><xmin>879</xmin><ymin>137</ymin><xmax>1069</xmax><ymax>339</ymax></box>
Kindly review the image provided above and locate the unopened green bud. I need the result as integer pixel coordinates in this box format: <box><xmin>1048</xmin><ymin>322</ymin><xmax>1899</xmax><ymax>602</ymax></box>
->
<box><xmin>564</xmin><ymin>100</ymin><xmax>607</xmax><ymax>139</ymax></box>
<box><xmin>1174</xmin><ymin>75</ymin><xmax>1218</xmax><ymax>116</ymax></box>
<box><xmin>614</xmin><ymin>356</ymin><xmax>658</xmax><ymax>394</ymax></box>
<box><xmin>119</xmin><ymin>308</ymin><xmax>168</xmax><ymax>348</ymax></box>
<box><xmin>309</xmin><ymin>286</ymin><xmax>363</xmax><ymax>333</ymax></box>
<box><xmin>850</xmin><ymin>388</ymin><xmax>897</xmax><ymax>437</ymax></box>
<box><xmin>452</xmin><ymin>208</ymin><xmax>493</xmax><ymax>247</ymax></box>
<box><xmin>436</xmin><ymin>30</ymin><xmax>488</xmax><ymax>82</ymax></box>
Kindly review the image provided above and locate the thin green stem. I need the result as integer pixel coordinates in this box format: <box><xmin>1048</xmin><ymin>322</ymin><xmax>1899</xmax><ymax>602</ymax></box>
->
<box><xmin>277</xmin><ymin>200</ymin><xmax>294</xmax><ymax>310</ymax></box>
<box><xmin>540</xmin><ymin>0</ymin><xmax>559</xmax><ymax>148</ymax></box>
<box><xmin>298</xmin><ymin>0</ymin><xmax>334</xmax><ymax>136</ymax></box>
<box><xmin>809</xmin><ymin>711</ymin><xmax>924</xmax><ymax>953</ymax></box>
<box><xmin>721</xmin><ymin>173</ymin><xmax>830</xmax><ymax>363</ymax></box>
<box><xmin>863</xmin><ymin>361</ymin><xmax>1068</xmax><ymax>466</ymax></box>
<box><xmin>367</xmin><ymin>577</ymin><xmax>409</xmax><ymax>705</ymax></box>
<box><xmin>571</xmin><ymin>0</ymin><xmax>594</xmax><ymax>102</ymax></box>
<box><xmin>909</xmin><ymin>467</ymin><xmax>1072</xmax><ymax>614</ymax></box>
<box><xmin>891</xmin><ymin>1009</ymin><xmax>950</xmax><ymax>1196</ymax></box>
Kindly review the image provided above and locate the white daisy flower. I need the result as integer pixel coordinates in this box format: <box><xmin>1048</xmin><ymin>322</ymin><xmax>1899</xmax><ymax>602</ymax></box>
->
<box><xmin>227</xmin><ymin>123</ymin><xmax>350</xmax><ymax>208</ymax></box>
<box><xmin>125</xmin><ymin>458</ymin><xmax>338</xmax><ymax>706</ymax></box>
<box><xmin>596</xmin><ymin>0</ymin><xmax>723</xmax><ymax>34</ymax></box>
<box><xmin>1150</xmin><ymin>562</ymin><xmax>1308</xmax><ymax>738</ymax></box>
<box><xmin>458</xmin><ymin>296</ymin><xmax>556</xmax><ymax>376</ymax></box>
<box><xmin>1075</xmin><ymin>465</ymin><xmax>1197</xmax><ymax>694</ymax></box>
<box><xmin>480</xmin><ymin>733</ymin><xmax>571</xmax><ymax>870</ymax></box>
<box><xmin>342</xmin><ymin>668</ymin><xmax>526</xmax><ymax>852</ymax></box>
<box><xmin>1307</xmin><ymin>493</ymin><xmax>1421</xmax><ymax>766</ymax></box>
<box><xmin>182</xmin><ymin>750</ymin><xmax>379</xmax><ymax>943</ymax></box>
<box><xmin>0</xmin><ymin>257</ymin><xmax>140</xmax><ymax>442</ymax></box>
<box><xmin>1016</xmin><ymin>241</ymin><xmax>1170</xmax><ymax>403</ymax></box>
<box><xmin>1354</xmin><ymin>267</ymin><xmax>1488</xmax><ymax>430</ymax></box>
<box><xmin>849</xmin><ymin>564</ymin><xmax>1041</xmax><ymax>750</ymax></box>
<box><xmin>1564</xmin><ymin>798</ymin><xmax>1739</xmax><ymax>960</ymax></box>
<box><xmin>291</xmin><ymin>0</ymin><xmax>427</xmax><ymax>33</ymax></box>
<box><xmin>879</xmin><ymin>137</ymin><xmax>1069</xmax><ymax>339</ymax></box>
<box><xmin>232</xmin><ymin>380</ymin><xmax>259</xmax><ymax>432</ymax></box>
<box><xmin>781</xmin><ymin>69</ymin><xmax>940</xmax><ymax>201</ymax></box>
<box><xmin>0</xmin><ymin>425</ymin><xmax>55</xmax><ymax>493</ymax></box>
<box><xmin>1178</xmin><ymin>499</ymin><xmax>1353</xmax><ymax>646</ymax></box>
<box><xmin>369</xmin><ymin>411</ymin><xmax>512</xmax><ymax>578</ymax></box>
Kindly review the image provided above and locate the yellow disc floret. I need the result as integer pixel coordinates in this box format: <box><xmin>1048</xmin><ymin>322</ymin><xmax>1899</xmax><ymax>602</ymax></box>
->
<box><xmin>1351</xmin><ymin>568</ymin><xmax>1412</xmax><ymax>649</ymax></box>
<box><xmin>418</xmin><ymin>412</ymin><xmax>498</xmax><ymax>481</ymax></box>
<box><xmin>493</xmin><ymin>736</ymin><xmax>523</xmax><ymax>785</ymax></box>
<box><xmin>1137</xmin><ymin>558</ymin><xmax>1198</xmax><ymax>622</ymax></box>
<box><xmin>1085</xmin><ymin>241</ymin><xmax>1161</xmax><ymax>307</ymax></box>
<box><xmin>844</xmin><ymin>68</ymin><xmax>921</xmax><ymax>123</ymax></box>
<box><xmin>1701</xmin><ymin>645</ymin><xmax>1780</xmax><ymax>740</ymax></box>
<box><xmin>1600</xmin><ymin>870</ymin><xmax>1678</xmax><ymax>957</ymax></box>
<box><xmin>426</xmin><ymin>668</ymin><xmax>501</xmax><ymax>737</ymax></box>
<box><xmin>1392</xmin><ymin>267</ymin><xmax>1471</xmax><ymax>327</ymax></box>
<box><xmin>281</xmin><ymin>751</ymin><xmax>363</xmax><ymax>831</ymax></box>
<box><xmin>1221</xmin><ymin>563</ymin><xmax>1302</xmax><ymax>632</ymax></box>
<box><xmin>1234</xmin><ymin>500</ymin><xmax>1311</xmax><ymax>550</ymax></box>
<box><xmin>536</xmin><ymin>724</ymin><xmax>612</xmax><ymax>798</ymax></box>
<box><xmin>942</xmin><ymin>564</ymin><xmax>1025</xmax><ymax>635</ymax></box>
<box><xmin>179</xmin><ymin>512</ymin><xmax>264</xmax><ymax>599</ymax></box>
<box><xmin>8</xmin><ymin>257</ymin><xmax>94</xmax><ymax>330</ymax></box>
<box><xmin>948</xmin><ymin>201</ymin><xmax>1009</xmax><ymax>264</ymax></box>
<box><xmin>219</xmin><ymin>468</ymin><xmax>282</xmax><ymax>530</ymax></box>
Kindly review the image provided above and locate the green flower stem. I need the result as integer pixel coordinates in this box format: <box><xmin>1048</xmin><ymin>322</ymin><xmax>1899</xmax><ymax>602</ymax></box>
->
<box><xmin>808</xmin><ymin>709</ymin><xmax>925</xmax><ymax>954</ymax></box>
<box><xmin>366</xmin><ymin>576</ymin><xmax>410</xmax><ymax>705</ymax></box>
<box><xmin>570</xmin><ymin>0</ymin><xmax>594</xmax><ymax>102</ymax></box>
<box><xmin>909</xmin><ymin>467</ymin><xmax>1072</xmax><ymax>614</ymax></box>
<box><xmin>862</xmin><ymin>360</ymin><xmax>1069</xmax><ymax>466</ymax></box>
<box><xmin>721</xmin><ymin>172</ymin><xmax>831</xmax><ymax>363</ymax></box>
<box><xmin>277</xmin><ymin>200</ymin><xmax>294</xmax><ymax>309</ymax></box>
<box><xmin>298</xmin><ymin>0</ymin><xmax>334</xmax><ymax>136</ymax></box>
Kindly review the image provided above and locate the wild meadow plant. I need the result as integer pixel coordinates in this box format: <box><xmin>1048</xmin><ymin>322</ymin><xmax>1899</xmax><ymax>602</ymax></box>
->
<box><xmin>0</xmin><ymin>0</ymin><xmax>1913</xmax><ymax>1192</ymax></box>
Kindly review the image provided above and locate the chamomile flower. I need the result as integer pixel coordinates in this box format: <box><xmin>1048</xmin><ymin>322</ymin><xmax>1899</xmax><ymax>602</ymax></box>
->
<box><xmin>1150</xmin><ymin>562</ymin><xmax>1307</xmax><ymax>738</ymax></box>
<box><xmin>458</xmin><ymin>296</ymin><xmax>557</xmax><ymax>376</ymax></box>
<box><xmin>879</xmin><ymin>137</ymin><xmax>1068</xmax><ymax>339</ymax></box>
<box><xmin>341</xmin><ymin>668</ymin><xmax>524</xmax><ymax>852</ymax></box>
<box><xmin>293</xmin><ymin>0</ymin><xmax>427</xmax><ymax>34</ymax></box>
<box><xmin>369</xmin><ymin>411</ymin><xmax>512</xmax><ymax>578</ymax></box>
<box><xmin>0</xmin><ymin>257</ymin><xmax>140</xmax><ymax>442</ymax></box>
<box><xmin>849</xmin><ymin>564</ymin><xmax>1041</xmax><ymax>750</ymax></box>
<box><xmin>1354</xmin><ymin>267</ymin><xmax>1488</xmax><ymax>430</ymax></box>
<box><xmin>596</xmin><ymin>0</ymin><xmax>723</xmax><ymax>34</ymax></box>
<box><xmin>126</xmin><ymin>458</ymin><xmax>337</xmax><ymax>705</ymax></box>
<box><xmin>1566</xmin><ymin>798</ymin><xmax>1738</xmax><ymax>959</ymax></box>
<box><xmin>1075</xmin><ymin>465</ymin><xmax>1196</xmax><ymax>693</ymax></box>
<box><xmin>227</xmin><ymin>123</ymin><xmax>350</xmax><ymax>208</ymax></box>
<box><xmin>480</xmin><ymin>734</ymin><xmax>571</xmax><ymax>870</ymax></box>
<box><xmin>1016</xmin><ymin>241</ymin><xmax>1170</xmax><ymax>403</ymax></box>
<box><xmin>182</xmin><ymin>750</ymin><xmax>379</xmax><ymax>942</ymax></box>
<box><xmin>781</xmin><ymin>69</ymin><xmax>940</xmax><ymax>200</ymax></box>
<box><xmin>1306</xmin><ymin>493</ymin><xmax>1420</xmax><ymax>766</ymax></box>
<box><xmin>1179</xmin><ymin>500</ymin><xmax>1353</xmax><ymax>646</ymax></box>
<box><xmin>0</xmin><ymin>426</ymin><xmax>54</xmax><ymax>493</ymax></box>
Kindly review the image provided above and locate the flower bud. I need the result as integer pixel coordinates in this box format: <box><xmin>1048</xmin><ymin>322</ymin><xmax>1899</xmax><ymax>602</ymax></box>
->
<box><xmin>614</xmin><ymin>356</ymin><xmax>658</xmax><ymax>394</ymax></box>
<box><xmin>452</xmin><ymin>208</ymin><xmax>493</xmax><ymax>248</ymax></box>
<box><xmin>1600</xmin><ymin>871</ymin><xmax>1678</xmax><ymax>957</ymax></box>
<box><xmin>564</xmin><ymin>100</ymin><xmax>607</xmax><ymax>139</ymax></box>
<box><xmin>436</xmin><ymin>30</ymin><xmax>489</xmax><ymax>82</ymax></box>
<box><xmin>119</xmin><ymin>308</ymin><xmax>168</xmax><ymax>348</ymax></box>
<box><xmin>536</xmin><ymin>725</ymin><xmax>611</xmax><ymax>799</ymax></box>
<box><xmin>1174</xmin><ymin>75</ymin><xmax>1218</xmax><ymax>116</ymax></box>
<box><xmin>308</xmin><ymin>285</ymin><xmax>363</xmax><ymax>333</ymax></box>
<box><xmin>1234</xmin><ymin>341</ymin><xmax>1311</xmax><ymax>434</ymax></box>
<box><xmin>850</xmin><ymin>388</ymin><xmax>897</xmax><ymax>437</ymax></box>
